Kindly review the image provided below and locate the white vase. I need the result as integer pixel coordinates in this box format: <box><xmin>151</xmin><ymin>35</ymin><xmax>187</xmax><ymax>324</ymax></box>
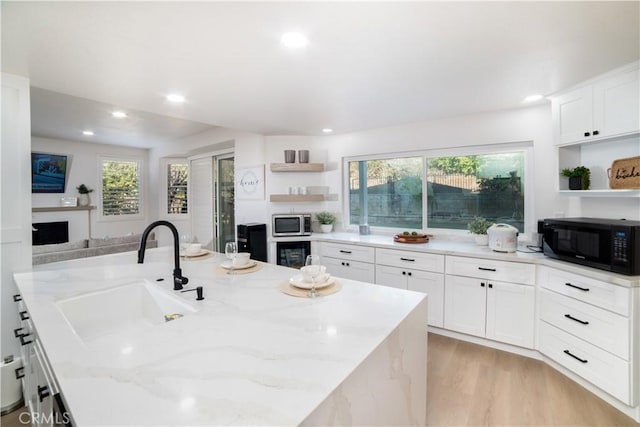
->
<box><xmin>320</xmin><ymin>224</ymin><xmax>333</xmax><ymax>233</ymax></box>
<box><xmin>78</xmin><ymin>193</ymin><xmax>91</xmax><ymax>206</ymax></box>
<box><xmin>474</xmin><ymin>234</ymin><xmax>489</xmax><ymax>245</ymax></box>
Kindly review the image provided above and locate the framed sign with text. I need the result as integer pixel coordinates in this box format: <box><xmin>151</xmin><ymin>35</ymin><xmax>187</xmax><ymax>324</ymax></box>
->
<box><xmin>235</xmin><ymin>165</ymin><xmax>265</xmax><ymax>200</ymax></box>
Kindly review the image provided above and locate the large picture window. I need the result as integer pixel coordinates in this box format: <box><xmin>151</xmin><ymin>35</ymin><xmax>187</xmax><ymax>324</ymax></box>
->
<box><xmin>100</xmin><ymin>156</ymin><xmax>143</xmax><ymax>218</ymax></box>
<box><xmin>344</xmin><ymin>144</ymin><xmax>530</xmax><ymax>232</ymax></box>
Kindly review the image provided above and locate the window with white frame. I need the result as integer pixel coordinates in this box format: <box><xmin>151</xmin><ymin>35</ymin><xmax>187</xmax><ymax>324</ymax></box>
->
<box><xmin>99</xmin><ymin>156</ymin><xmax>143</xmax><ymax>218</ymax></box>
<box><xmin>344</xmin><ymin>143</ymin><xmax>531</xmax><ymax>232</ymax></box>
<box><xmin>167</xmin><ymin>162</ymin><xmax>188</xmax><ymax>215</ymax></box>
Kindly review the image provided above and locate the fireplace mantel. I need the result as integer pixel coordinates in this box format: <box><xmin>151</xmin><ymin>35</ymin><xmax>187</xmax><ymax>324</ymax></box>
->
<box><xmin>32</xmin><ymin>206</ymin><xmax>95</xmax><ymax>213</ymax></box>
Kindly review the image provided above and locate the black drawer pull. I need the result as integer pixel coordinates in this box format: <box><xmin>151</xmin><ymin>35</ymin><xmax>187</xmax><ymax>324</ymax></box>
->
<box><xmin>480</xmin><ymin>282</ymin><xmax>485</xmax><ymax>287</ymax></box>
<box><xmin>13</xmin><ymin>294</ymin><xmax>22</xmax><ymax>302</ymax></box>
<box><xmin>563</xmin><ymin>349</ymin><xmax>588</xmax><ymax>364</ymax></box>
<box><xmin>38</xmin><ymin>385</ymin><xmax>50</xmax><ymax>402</ymax></box>
<box><xmin>15</xmin><ymin>367</ymin><xmax>24</xmax><ymax>379</ymax></box>
<box><xmin>584</xmin><ymin>131</ymin><xmax>590</xmax><ymax>137</ymax></box>
<box><xmin>402</xmin><ymin>271</ymin><xmax>406</xmax><ymax>275</ymax></box>
<box><xmin>339</xmin><ymin>250</ymin><xmax>352</xmax><ymax>254</ymax></box>
<box><xmin>14</xmin><ymin>328</ymin><xmax>24</xmax><ymax>338</ymax></box>
<box><xmin>400</xmin><ymin>257</ymin><xmax>415</xmax><ymax>262</ymax></box>
<box><xmin>478</xmin><ymin>267</ymin><xmax>496</xmax><ymax>272</ymax></box>
<box><xmin>407</xmin><ymin>272</ymin><xmax>412</xmax><ymax>277</ymax></box>
<box><xmin>564</xmin><ymin>314</ymin><xmax>589</xmax><ymax>325</ymax></box>
<box><xmin>488</xmin><ymin>283</ymin><xmax>493</xmax><ymax>288</ymax></box>
<box><xmin>19</xmin><ymin>311</ymin><xmax>29</xmax><ymax>321</ymax></box>
<box><xmin>19</xmin><ymin>334</ymin><xmax>33</xmax><ymax>346</ymax></box>
<box><xmin>565</xmin><ymin>282</ymin><xmax>589</xmax><ymax>292</ymax></box>
<box><xmin>593</xmin><ymin>130</ymin><xmax>599</xmax><ymax>136</ymax></box>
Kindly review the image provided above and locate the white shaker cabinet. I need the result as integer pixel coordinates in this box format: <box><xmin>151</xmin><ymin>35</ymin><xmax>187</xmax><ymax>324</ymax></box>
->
<box><xmin>552</xmin><ymin>63</ymin><xmax>639</xmax><ymax>145</ymax></box>
<box><xmin>444</xmin><ymin>256</ymin><xmax>535</xmax><ymax>348</ymax></box>
<box><xmin>320</xmin><ymin>242</ymin><xmax>375</xmax><ymax>283</ymax></box>
<box><xmin>374</xmin><ymin>248</ymin><xmax>445</xmax><ymax>327</ymax></box>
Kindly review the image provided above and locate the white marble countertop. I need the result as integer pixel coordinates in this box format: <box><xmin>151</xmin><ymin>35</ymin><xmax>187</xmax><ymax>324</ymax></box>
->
<box><xmin>310</xmin><ymin>232</ymin><xmax>640</xmax><ymax>287</ymax></box>
<box><xmin>15</xmin><ymin>248</ymin><xmax>426</xmax><ymax>426</ymax></box>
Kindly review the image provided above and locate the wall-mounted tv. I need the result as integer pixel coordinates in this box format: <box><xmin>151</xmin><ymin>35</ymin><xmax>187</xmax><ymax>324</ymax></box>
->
<box><xmin>31</xmin><ymin>152</ymin><xmax>72</xmax><ymax>193</ymax></box>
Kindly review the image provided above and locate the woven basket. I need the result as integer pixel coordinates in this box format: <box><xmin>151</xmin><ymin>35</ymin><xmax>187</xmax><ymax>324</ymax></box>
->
<box><xmin>608</xmin><ymin>156</ymin><xmax>640</xmax><ymax>189</ymax></box>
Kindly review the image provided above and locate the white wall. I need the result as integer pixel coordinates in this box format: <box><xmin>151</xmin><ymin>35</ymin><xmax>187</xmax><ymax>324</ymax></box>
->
<box><xmin>31</xmin><ymin>137</ymin><xmax>150</xmax><ymax>239</ymax></box>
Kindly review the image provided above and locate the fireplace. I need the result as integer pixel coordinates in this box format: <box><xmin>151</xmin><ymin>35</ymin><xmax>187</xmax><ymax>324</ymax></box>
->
<box><xmin>32</xmin><ymin>221</ymin><xmax>69</xmax><ymax>245</ymax></box>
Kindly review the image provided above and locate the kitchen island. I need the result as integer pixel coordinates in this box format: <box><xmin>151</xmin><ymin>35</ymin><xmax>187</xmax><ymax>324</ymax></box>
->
<box><xmin>13</xmin><ymin>247</ymin><xmax>428</xmax><ymax>426</ymax></box>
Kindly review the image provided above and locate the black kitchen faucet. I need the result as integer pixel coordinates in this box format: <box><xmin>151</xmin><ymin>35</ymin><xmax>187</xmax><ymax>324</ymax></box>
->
<box><xmin>138</xmin><ymin>220</ymin><xmax>189</xmax><ymax>290</ymax></box>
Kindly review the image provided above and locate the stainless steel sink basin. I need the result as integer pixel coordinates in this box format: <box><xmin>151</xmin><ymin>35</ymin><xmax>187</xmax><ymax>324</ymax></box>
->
<box><xmin>56</xmin><ymin>281</ymin><xmax>199</xmax><ymax>343</ymax></box>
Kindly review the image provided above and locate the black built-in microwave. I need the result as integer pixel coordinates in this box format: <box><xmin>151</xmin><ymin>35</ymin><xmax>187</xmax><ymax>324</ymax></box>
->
<box><xmin>540</xmin><ymin>217</ymin><xmax>640</xmax><ymax>275</ymax></box>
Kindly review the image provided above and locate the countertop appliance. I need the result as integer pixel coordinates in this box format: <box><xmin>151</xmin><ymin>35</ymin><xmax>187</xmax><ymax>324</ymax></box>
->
<box><xmin>272</xmin><ymin>214</ymin><xmax>311</xmax><ymax>237</ymax></box>
<box><xmin>487</xmin><ymin>223</ymin><xmax>519</xmax><ymax>253</ymax></box>
<box><xmin>541</xmin><ymin>217</ymin><xmax>640</xmax><ymax>275</ymax></box>
<box><xmin>237</xmin><ymin>223</ymin><xmax>267</xmax><ymax>262</ymax></box>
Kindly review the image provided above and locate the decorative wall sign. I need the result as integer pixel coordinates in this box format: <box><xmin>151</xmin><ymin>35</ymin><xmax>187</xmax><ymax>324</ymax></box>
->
<box><xmin>236</xmin><ymin>165</ymin><xmax>265</xmax><ymax>200</ymax></box>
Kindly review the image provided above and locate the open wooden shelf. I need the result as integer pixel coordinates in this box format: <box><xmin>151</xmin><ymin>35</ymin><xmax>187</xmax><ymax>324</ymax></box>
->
<box><xmin>558</xmin><ymin>189</ymin><xmax>640</xmax><ymax>197</ymax></box>
<box><xmin>270</xmin><ymin>163</ymin><xmax>324</xmax><ymax>172</ymax></box>
<box><xmin>269</xmin><ymin>194</ymin><xmax>325</xmax><ymax>202</ymax></box>
<box><xmin>32</xmin><ymin>206</ymin><xmax>96</xmax><ymax>212</ymax></box>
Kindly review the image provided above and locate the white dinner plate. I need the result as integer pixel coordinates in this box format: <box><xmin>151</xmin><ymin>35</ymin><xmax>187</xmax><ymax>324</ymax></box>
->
<box><xmin>289</xmin><ymin>274</ymin><xmax>335</xmax><ymax>290</ymax></box>
<box><xmin>220</xmin><ymin>260</ymin><xmax>257</xmax><ymax>270</ymax></box>
<box><xmin>183</xmin><ymin>249</ymin><xmax>210</xmax><ymax>258</ymax></box>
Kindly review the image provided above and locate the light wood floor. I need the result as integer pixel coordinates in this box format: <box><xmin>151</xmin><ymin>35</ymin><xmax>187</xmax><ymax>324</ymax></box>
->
<box><xmin>3</xmin><ymin>333</ymin><xmax>638</xmax><ymax>426</ymax></box>
<box><xmin>427</xmin><ymin>333</ymin><xmax>639</xmax><ymax>426</ymax></box>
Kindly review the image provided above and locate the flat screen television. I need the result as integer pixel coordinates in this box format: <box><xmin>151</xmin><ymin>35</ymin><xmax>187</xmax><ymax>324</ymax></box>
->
<box><xmin>31</xmin><ymin>152</ymin><xmax>71</xmax><ymax>193</ymax></box>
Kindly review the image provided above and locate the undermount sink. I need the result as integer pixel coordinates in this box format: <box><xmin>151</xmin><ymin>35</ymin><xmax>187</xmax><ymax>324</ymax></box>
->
<box><xmin>56</xmin><ymin>281</ymin><xmax>199</xmax><ymax>343</ymax></box>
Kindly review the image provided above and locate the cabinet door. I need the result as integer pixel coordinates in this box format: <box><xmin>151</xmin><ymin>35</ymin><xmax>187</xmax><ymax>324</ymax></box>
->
<box><xmin>485</xmin><ymin>280</ymin><xmax>535</xmax><ymax>348</ymax></box>
<box><xmin>593</xmin><ymin>69</ymin><xmax>640</xmax><ymax>139</ymax></box>
<box><xmin>552</xmin><ymin>85</ymin><xmax>593</xmax><ymax>145</ymax></box>
<box><xmin>444</xmin><ymin>275</ymin><xmax>486</xmax><ymax>337</ymax></box>
<box><xmin>323</xmin><ymin>256</ymin><xmax>375</xmax><ymax>283</ymax></box>
<box><xmin>408</xmin><ymin>270</ymin><xmax>445</xmax><ymax>328</ymax></box>
<box><xmin>374</xmin><ymin>265</ymin><xmax>407</xmax><ymax>289</ymax></box>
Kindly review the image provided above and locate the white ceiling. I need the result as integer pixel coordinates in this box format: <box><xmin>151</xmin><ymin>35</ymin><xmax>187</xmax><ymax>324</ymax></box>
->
<box><xmin>2</xmin><ymin>1</ymin><xmax>639</xmax><ymax>148</ymax></box>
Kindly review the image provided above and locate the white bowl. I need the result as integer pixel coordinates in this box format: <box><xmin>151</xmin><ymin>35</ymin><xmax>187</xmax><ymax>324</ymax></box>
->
<box><xmin>185</xmin><ymin>243</ymin><xmax>202</xmax><ymax>255</ymax></box>
<box><xmin>232</xmin><ymin>252</ymin><xmax>251</xmax><ymax>266</ymax></box>
<box><xmin>300</xmin><ymin>265</ymin><xmax>327</xmax><ymax>283</ymax></box>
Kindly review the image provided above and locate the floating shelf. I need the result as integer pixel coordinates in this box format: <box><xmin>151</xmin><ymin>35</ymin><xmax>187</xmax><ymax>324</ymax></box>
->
<box><xmin>558</xmin><ymin>189</ymin><xmax>640</xmax><ymax>197</ymax></box>
<box><xmin>32</xmin><ymin>206</ymin><xmax>96</xmax><ymax>212</ymax></box>
<box><xmin>269</xmin><ymin>194</ymin><xmax>325</xmax><ymax>202</ymax></box>
<box><xmin>270</xmin><ymin>163</ymin><xmax>324</xmax><ymax>172</ymax></box>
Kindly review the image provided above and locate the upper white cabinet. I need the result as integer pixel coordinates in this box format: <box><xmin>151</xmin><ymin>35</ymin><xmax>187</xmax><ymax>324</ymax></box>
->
<box><xmin>552</xmin><ymin>64</ymin><xmax>639</xmax><ymax>145</ymax></box>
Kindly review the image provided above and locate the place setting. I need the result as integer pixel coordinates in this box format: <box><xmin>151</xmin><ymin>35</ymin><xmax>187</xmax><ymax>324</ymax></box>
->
<box><xmin>279</xmin><ymin>255</ymin><xmax>342</xmax><ymax>298</ymax></box>
<box><xmin>180</xmin><ymin>239</ymin><xmax>215</xmax><ymax>260</ymax></box>
<box><xmin>215</xmin><ymin>242</ymin><xmax>263</xmax><ymax>275</ymax></box>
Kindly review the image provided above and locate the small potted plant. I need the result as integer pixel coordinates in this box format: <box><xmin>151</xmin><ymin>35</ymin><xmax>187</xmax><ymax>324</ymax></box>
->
<box><xmin>561</xmin><ymin>166</ymin><xmax>591</xmax><ymax>190</ymax></box>
<box><xmin>76</xmin><ymin>184</ymin><xmax>94</xmax><ymax>206</ymax></box>
<box><xmin>467</xmin><ymin>216</ymin><xmax>494</xmax><ymax>245</ymax></box>
<box><xmin>316</xmin><ymin>211</ymin><xmax>337</xmax><ymax>233</ymax></box>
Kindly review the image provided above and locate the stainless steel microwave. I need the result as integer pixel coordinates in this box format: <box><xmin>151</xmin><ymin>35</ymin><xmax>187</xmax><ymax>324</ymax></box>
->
<box><xmin>272</xmin><ymin>214</ymin><xmax>312</xmax><ymax>237</ymax></box>
<box><xmin>540</xmin><ymin>217</ymin><xmax>640</xmax><ymax>275</ymax></box>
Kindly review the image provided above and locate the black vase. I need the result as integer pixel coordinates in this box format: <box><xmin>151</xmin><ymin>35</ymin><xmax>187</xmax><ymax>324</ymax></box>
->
<box><xmin>569</xmin><ymin>176</ymin><xmax>582</xmax><ymax>190</ymax></box>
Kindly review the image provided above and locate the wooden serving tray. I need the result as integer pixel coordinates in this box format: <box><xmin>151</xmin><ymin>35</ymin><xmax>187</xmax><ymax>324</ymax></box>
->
<box><xmin>393</xmin><ymin>234</ymin><xmax>430</xmax><ymax>244</ymax></box>
<box><xmin>609</xmin><ymin>156</ymin><xmax>640</xmax><ymax>189</ymax></box>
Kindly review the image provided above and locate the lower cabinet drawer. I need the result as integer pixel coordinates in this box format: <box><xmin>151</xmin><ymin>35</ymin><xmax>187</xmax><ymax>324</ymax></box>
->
<box><xmin>375</xmin><ymin>248</ymin><xmax>445</xmax><ymax>273</ymax></box>
<box><xmin>540</xmin><ymin>289</ymin><xmax>629</xmax><ymax>360</ymax></box>
<box><xmin>538</xmin><ymin>321</ymin><xmax>631</xmax><ymax>405</ymax></box>
<box><xmin>321</xmin><ymin>242</ymin><xmax>375</xmax><ymax>263</ymax></box>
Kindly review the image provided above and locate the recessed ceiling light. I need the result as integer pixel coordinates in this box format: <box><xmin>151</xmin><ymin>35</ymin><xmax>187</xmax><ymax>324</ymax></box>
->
<box><xmin>166</xmin><ymin>94</ymin><xmax>186</xmax><ymax>103</ymax></box>
<box><xmin>322</xmin><ymin>128</ymin><xmax>333</xmax><ymax>134</ymax></box>
<box><xmin>112</xmin><ymin>111</ymin><xmax>127</xmax><ymax>118</ymax></box>
<box><xmin>281</xmin><ymin>32</ymin><xmax>308</xmax><ymax>48</ymax></box>
<box><xmin>82</xmin><ymin>130</ymin><xmax>95</xmax><ymax>136</ymax></box>
<box><xmin>523</xmin><ymin>94</ymin><xmax>544</xmax><ymax>103</ymax></box>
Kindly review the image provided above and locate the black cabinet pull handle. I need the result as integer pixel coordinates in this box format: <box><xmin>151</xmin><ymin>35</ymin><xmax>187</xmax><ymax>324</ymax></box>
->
<box><xmin>564</xmin><ymin>314</ymin><xmax>589</xmax><ymax>325</ymax></box>
<box><xmin>565</xmin><ymin>282</ymin><xmax>589</xmax><ymax>292</ymax></box>
<box><xmin>14</xmin><ymin>328</ymin><xmax>24</xmax><ymax>338</ymax></box>
<box><xmin>402</xmin><ymin>271</ymin><xmax>406</xmax><ymax>275</ymax></box>
<box><xmin>38</xmin><ymin>385</ymin><xmax>50</xmax><ymax>402</ymax></box>
<box><xmin>341</xmin><ymin>262</ymin><xmax>345</xmax><ymax>266</ymax></box>
<box><xmin>19</xmin><ymin>311</ymin><xmax>29</xmax><ymax>320</ymax></box>
<box><xmin>563</xmin><ymin>349</ymin><xmax>588</xmax><ymax>364</ymax></box>
<box><xmin>480</xmin><ymin>282</ymin><xmax>485</xmax><ymax>287</ymax></box>
<box><xmin>15</xmin><ymin>367</ymin><xmax>24</xmax><ymax>379</ymax></box>
<box><xmin>400</xmin><ymin>257</ymin><xmax>415</xmax><ymax>262</ymax></box>
<box><xmin>407</xmin><ymin>272</ymin><xmax>412</xmax><ymax>276</ymax></box>
<box><xmin>584</xmin><ymin>132</ymin><xmax>590</xmax><ymax>137</ymax></box>
<box><xmin>478</xmin><ymin>267</ymin><xmax>496</xmax><ymax>272</ymax></box>
<box><xmin>19</xmin><ymin>334</ymin><xmax>32</xmax><ymax>346</ymax></box>
<box><xmin>339</xmin><ymin>250</ymin><xmax>352</xmax><ymax>254</ymax></box>
<box><xmin>346</xmin><ymin>262</ymin><xmax>350</xmax><ymax>267</ymax></box>
<box><xmin>488</xmin><ymin>283</ymin><xmax>493</xmax><ymax>288</ymax></box>
<box><xmin>593</xmin><ymin>130</ymin><xmax>599</xmax><ymax>136</ymax></box>
<box><xmin>13</xmin><ymin>294</ymin><xmax>22</xmax><ymax>302</ymax></box>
